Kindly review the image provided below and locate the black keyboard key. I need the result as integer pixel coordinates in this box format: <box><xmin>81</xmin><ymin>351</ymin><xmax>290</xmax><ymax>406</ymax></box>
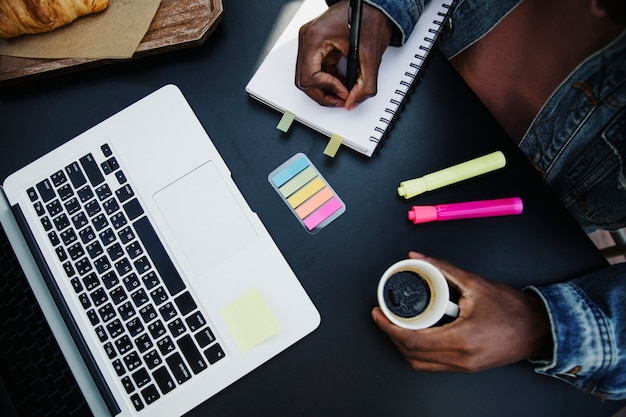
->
<box><xmin>131</xmin><ymin>288</ymin><xmax>149</xmax><ymax>307</ymax></box>
<box><xmin>60</xmin><ymin>229</ymin><xmax>78</xmax><ymax>245</ymax></box>
<box><xmin>53</xmin><ymin>213</ymin><xmax>70</xmax><ymax>231</ymax></box>
<box><xmin>92</xmin><ymin>214</ymin><xmax>108</xmax><ymax>231</ymax></box>
<box><xmin>68</xmin><ymin>242</ymin><xmax>85</xmax><ymax>261</ymax></box>
<box><xmin>157</xmin><ymin>336</ymin><xmax>175</xmax><ymax>356</ymax></box>
<box><xmin>101</xmin><ymin>271</ymin><xmax>119</xmax><ymax>289</ymax></box>
<box><xmin>98</xmin><ymin>303</ymin><xmax>116</xmax><ymax>322</ymax></box>
<box><xmin>122</xmin><ymin>273</ymin><xmax>140</xmax><ymax>291</ymax></box>
<box><xmin>34</xmin><ymin>201</ymin><xmax>45</xmax><ymax>216</ymax></box>
<box><xmin>57</xmin><ymin>184</ymin><xmax>74</xmax><ymax>201</ymax></box>
<box><xmin>79</xmin><ymin>226</ymin><xmax>96</xmax><ymax>244</ymax></box>
<box><xmin>133</xmin><ymin>256</ymin><xmax>151</xmax><ymax>274</ymax></box>
<box><xmin>71</xmin><ymin>212</ymin><xmax>88</xmax><ymax>229</ymax></box>
<box><xmin>63</xmin><ymin>261</ymin><xmax>75</xmax><ymax>278</ymax></box>
<box><xmin>51</xmin><ymin>170</ymin><xmax>67</xmax><ymax>187</ymax></box>
<box><xmin>177</xmin><ymin>335</ymin><xmax>207</xmax><ymax>374</ymax></box>
<box><xmin>66</xmin><ymin>162</ymin><xmax>87</xmax><ymax>188</ymax></box>
<box><xmin>64</xmin><ymin>197</ymin><xmax>81</xmax><ymax>215</ymax></box>
<box><xmin>46</xmin><ymin>200</ymin><xmax>62</xmax><ymax>217</ymax></box>
<box><xmin>111</xmin><ymin>212</ymin><xmax>127</xmax><ymax>229</ymax></box>
<box><xmin>55</xmin><ymin>247</ymin><xmax>67</xmax><ymax>262</ymax></box>
<box><xmin>27</xmin><ymin>187</ymin><xmax>38</xmax><ymax>202</ymax></box>
<box><xmin>142</xmin><ymin>272</ymin><xmax>159</xmax><ymax>290</ymax></box>
<box><xmin>168</xmin><ymin>318</ymin><xmax>186</xmax><ymax>338</ymax></box>
<box><xmin>130</xmin><ymin>394</ymin><xmax>144</xmax><ymax>412</ymax></box>
<box><xmin>132</xmin><ymin>368</ymin><xmax>150</xmax><ymax>388</ymax></box>
<box><xmin>77</xmin><ymin>185</ymin><xmax>94</xmax><ymax>203</ymax></box>
<box><xmin>104</xmin><ymin>342</ymin><xmax>116</xmax><ymax>360</ymax></box>
<box><xmin>36</xmin><ymin>179</ymin><xmax>55</xmax><ymax>202</ymax></box>
<box><xmin>135</xmin><ymin>333</ymin><xmax>153</xmax><ymax>353</ymax></box>
<box><xmin>124</xmin><ymin>352</ymin><xmax>142</xmax><ymax>372</ymax></box>
<box><xmin>94</xmin><ymin>255</ymin><xmax>111</xmax><ymax>274</ymax></box>
<box><xmin>115</xmin><ymin>258</ymin><xmax>132</xmax><ymax>276</ymax></box>
<box><xmin>86</xmin><ymin>309</ymin><xmax>99</xmax><ymax>326</ymax></box>
<box><xmin>185</xmin><ymin>311</ymin><xmax>206</xmax><ymax>333</ymax></box>
<box><xmin>109</xmin><ymin>286</ymin><xmax>127</xmax><ymax>305</ymax></box>
<box><xmin>195</xmin><ymin>327</ymin><xmax>215</xmax><ymax>348</ymax></box>
<box><xmin>86</xmin><ymin>241</ymin><xmax>104</xmax><ymax>259</ymax></box>
<box><xmin>125</xmin><ymin>241</ymin><xmax>143</xmax><ymax>260</ymax></box>
<box><xmin>150</xmin><ymin>287</ymin><xmax>168</xmax><ymax>306</ymax></box>
<box><xmin>75</xmin><ymin>257</ymin><xmax>93</xmax><ymax>276</ymax></box>
<box><xmin>40</xmin><ymin>216</ymin><xmax>52</xmax><ymax>231</ymax></box>
<box><xmin>152</xmin><ymin>366</ymin><xmax>175</xmax><ymax>395</ymax></box>
<box><xmin>106</xmin><ymin>319</ymin><xmax>124</xmax><ymax>339</ymax></box>
<box><xmin>84</xmin><ymin>200</ymin><xmax>101</xmax><ymax>217</ymax></box>
<box><xmin>95</xmin><ymin>325</ymin><xmax>107</xmax><ymax>342</ymax></box>
<box><xmin>101</xmin><ymin>143</ymin><xmax>113</xmax><ymax>157</ymax></box>
<box><xmin>48</xmin><ymin>230</ymin><xmax>60</xmax><ymax>246</ymax></box>
<box><xmin>143</xmin><ymin>349</ymin><xmax>162</xmax><ymax>370</ymax></box>
<box><xmin>133</xmin><ymin>216</ymin><xmax>185</xmax><ymax>296</ymax></box>
<box><xmin>107</xmin><ymin>243</ymin><xmax>124</xmax><ymax>261</ymax></box>
<box><xmin>126</xmin><ymin>317</ymin><xmax>144</xmax><ymax>337</ymax></box>
<box><xmin>118</xmin><ymin>226</ymin><xmax>135</xmax><ymax>244</ymax></box>
<box><xmin>148</xmin><ymin>320</ymin><xmax>166</xmax><ymax>340</ymax></box>
<box><xmin>118</xmin><ymin>301</ymin><xmax>136</xmax><ymax>321</ymax></box>
<box><xmin>121</xmin><ymin>376</ymin><xmax>134</xmax><ymax>394</ymax></box>
<box><xmin>95</xmin><ymin>184</ymin><xmax>112</xmax><ymax>201</ymax></box>
<box><xmin>79</xmin><ymin>154</ymin><xmax>104</xmax><ymax>186</ymax></box>
<box><xmin>103</xmin><ymin>198</ymin><xmax>119</xmax><ymax>215</ymax></box>
<box><xmin>158</xmin><ymin>302</ymin><xmax>177</xmax><ymax>322</ymax></box>
<box><xmin>139</xmin><ymin>304</ymin><xmax>158</xmax><ymax>324</ymax></box>
<box><xmin>115</xmin><ymin>335</ymin><xmax>133</xmax><ymax>355</ymax></box>
<box><xmin>99</xmin><ymin>228</ymin><xmax>116</xmax><ymax>246</ymax></box>
<box><xmin>116</xmin><ymin>184</ymin><xmax>134</xmax><ymax>203</ymax></box>
<box><xmin>123</xmin><ymin>199</ymin><xmax>144</xmax><ymax>221</ymax></box>
<box><xmin>166</xmin><ymin>353</ymin><xmax>191</xmax><ymax>385</ymax></box>
<box><xmin>70</xmin><ymin>277</ymin><xmax>83</xmax><ymax>293</ymax></box>
<box><xmin>82</xmin><ymin>273</ymin><xmax>99</xmax><ymax>291</ymax></box>
<box><xmin>116</xmin><ymin>170</ymin><xmax>127</xmax><ymax>185</ymax></box>
<box><xmin>204</xmin><ymin>343</ymin><xmax>226</xmax><ymax>365</ymax></box>
<box><xmin>112</xmin><ymin>359</ymin><xmax>125</xmax><ymax>376</ymax></box>
<box><xmin>141</xmin><ymin>384</ymin><xmax>160</xmax><ymax>405</ymax></box>
<box><xmin>90</xmin><ymin>287</ymin><xmax>108</xmax><ymax>307</ymax></box>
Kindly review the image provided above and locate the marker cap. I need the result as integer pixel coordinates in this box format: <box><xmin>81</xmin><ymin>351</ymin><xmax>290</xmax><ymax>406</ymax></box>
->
<box><xmin>407</xmin><ymin>206</ymin><xmax>438</xmax><ymax>224</ymax></box>
<box><xmin>398</xmin><ymin>178</ymin><xmax>427</xmax><ymax>199</ymax></box>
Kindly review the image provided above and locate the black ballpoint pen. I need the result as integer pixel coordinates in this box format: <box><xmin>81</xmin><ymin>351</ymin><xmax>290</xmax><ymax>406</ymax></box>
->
<box><xmin>346</xmin><ymin>0</ymin><xmax>363</xmax><ymax>90</ymax></box>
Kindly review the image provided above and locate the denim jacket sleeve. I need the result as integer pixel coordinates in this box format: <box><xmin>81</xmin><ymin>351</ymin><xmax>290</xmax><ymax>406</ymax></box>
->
<box><xmin>326</xmin><ymin>0</ymin><xmax>426</xmax><ymax>45</ymax></box>
<box><xmin>526</xmin><ymin>262</ymin><xmax>626</xmax><ymax>400</ymax></box>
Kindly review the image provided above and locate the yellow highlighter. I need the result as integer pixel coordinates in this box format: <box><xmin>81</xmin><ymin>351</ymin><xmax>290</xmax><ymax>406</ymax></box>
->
<box><xmin>397</xmin><ymin>151</ymin><xmax>507</xmax><ymax>199</ymax></box>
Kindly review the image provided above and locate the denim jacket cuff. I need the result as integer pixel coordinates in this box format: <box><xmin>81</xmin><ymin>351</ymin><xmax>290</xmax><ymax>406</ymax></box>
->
<box><xmin>525</xmin><ymin>283</ymin><xmax>617</xmax><ymax>399</ymax></box>
<box><xmin>365</xmin><ymin>0</ymin><xmax>423</xmax><ymax>45</ymax></box>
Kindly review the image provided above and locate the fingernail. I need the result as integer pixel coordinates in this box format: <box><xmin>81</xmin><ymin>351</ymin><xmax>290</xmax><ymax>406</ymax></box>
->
<box><xmin>409</xmin><ymin>251</ymin><xmax>426</xmax><ymax>258</ymax></box>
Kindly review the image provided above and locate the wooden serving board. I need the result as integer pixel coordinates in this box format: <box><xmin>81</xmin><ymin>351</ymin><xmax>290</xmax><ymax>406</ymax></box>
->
<box><xmin>0</xmin><ymin>0</ymin><xmax>223</xmax><ymax>87</ymax></box>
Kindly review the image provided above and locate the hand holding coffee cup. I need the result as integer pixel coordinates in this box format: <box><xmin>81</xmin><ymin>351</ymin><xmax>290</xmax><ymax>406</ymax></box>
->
<box><xmin>377</xmin><ymin>259</ymin><xmax>459</xmax><ymax>330</ymax></box>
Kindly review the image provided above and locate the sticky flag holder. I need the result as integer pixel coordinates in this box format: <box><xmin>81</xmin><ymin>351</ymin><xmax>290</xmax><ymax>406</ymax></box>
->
<box><xmin>268</xmin><ymin>153</ymin><xmax>346</xmax><ymax>234</ymax></box>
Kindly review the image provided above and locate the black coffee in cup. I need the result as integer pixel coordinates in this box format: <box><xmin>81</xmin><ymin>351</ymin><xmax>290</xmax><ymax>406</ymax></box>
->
<box><xmin>382</xmin><ymin>270</ymin><xmax>431</xmax><ymax>318</ymax></box>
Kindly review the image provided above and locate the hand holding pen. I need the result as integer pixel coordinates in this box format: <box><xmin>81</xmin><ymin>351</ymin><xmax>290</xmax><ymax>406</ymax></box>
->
<box><xmin>295</xmin><ymin>0</ymin><xmax>393</xmax><ymax>109</ymax></box>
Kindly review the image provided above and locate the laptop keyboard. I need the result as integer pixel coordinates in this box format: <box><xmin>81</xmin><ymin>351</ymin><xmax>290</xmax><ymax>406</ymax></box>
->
<box><xmin>26</xmin><ymin>143</ymin><xmax>226</xmax><ymax>412</ymax></box>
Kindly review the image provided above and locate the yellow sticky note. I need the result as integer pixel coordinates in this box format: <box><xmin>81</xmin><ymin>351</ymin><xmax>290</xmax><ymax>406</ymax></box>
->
<box><xmin>277</xmin><ymin>111</ymin><xmax>296</xmax><ymax>132</ymax></box>
<box><xmin>220</xmin><ymin>288</ymin><xmax>281</xmax><ymax>352</ymax></box>
<box><xmin>323</xmin><ymin>134</ymin><xmax>343</xmax><ymax>157</ymax></box>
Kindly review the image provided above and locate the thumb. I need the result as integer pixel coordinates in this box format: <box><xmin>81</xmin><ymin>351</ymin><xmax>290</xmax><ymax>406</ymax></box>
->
<box><xmin>407</xmin><ymin>251</ymin><xmax>477</xmax><ymax>294</ymax></box>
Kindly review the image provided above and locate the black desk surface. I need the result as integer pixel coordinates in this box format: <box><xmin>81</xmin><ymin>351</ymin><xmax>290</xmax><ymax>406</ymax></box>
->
<box><xmin>1</xmin><ymin>1</ymin><xmax>624</xmax><ymax>416</ymax></box>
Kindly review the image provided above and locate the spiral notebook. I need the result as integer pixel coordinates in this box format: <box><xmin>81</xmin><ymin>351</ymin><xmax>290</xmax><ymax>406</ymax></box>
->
<box><xmin>246</xmin><ymin>0</ymin><xmax>454</xmax><ymax>157</ymax></box>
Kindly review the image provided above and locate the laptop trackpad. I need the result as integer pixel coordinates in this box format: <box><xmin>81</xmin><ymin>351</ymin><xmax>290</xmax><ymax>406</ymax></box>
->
<box><xmin>153</xmin><ymin>161</ymin><xmax>258</xmax><ymax>276</ymax></box>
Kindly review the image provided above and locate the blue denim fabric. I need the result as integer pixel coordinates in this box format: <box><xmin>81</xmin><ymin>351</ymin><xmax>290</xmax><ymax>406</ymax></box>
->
<box><xmin>323</xmin><ymin>0</ymin><xmax>626</xmax><ymax>400</ymax></box>
<box><xmin>526</xmin><ymin>263</ymin><xmax>626</xmax><ymax>400</ymax></box>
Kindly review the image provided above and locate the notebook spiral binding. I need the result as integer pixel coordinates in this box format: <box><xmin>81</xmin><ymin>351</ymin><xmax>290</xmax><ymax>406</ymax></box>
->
<box><xmin>370</xmin><ymin>1</ymin><xmax>456</xmax><ymax>151</ymax></box>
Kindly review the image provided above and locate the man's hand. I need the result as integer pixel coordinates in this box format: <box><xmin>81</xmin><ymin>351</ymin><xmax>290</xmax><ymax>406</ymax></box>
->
<box><xmin>372</xmin><ymin>251</ymin><xmax>553</xmax><ymax>372</ymax></box>
<box><xmin>295</xmin><ymin>0</ymin><xmax>393</xmax><ymax>110</ymax></box>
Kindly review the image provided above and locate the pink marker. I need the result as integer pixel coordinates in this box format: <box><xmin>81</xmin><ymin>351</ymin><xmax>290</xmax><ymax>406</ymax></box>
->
<box><xmin>408</xmin><ymin>197</ymin><xmax>523</xmax><ymax>224</ymax></box>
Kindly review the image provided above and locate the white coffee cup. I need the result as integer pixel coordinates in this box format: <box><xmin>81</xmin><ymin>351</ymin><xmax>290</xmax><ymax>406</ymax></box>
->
<box><xmin>377</xmin><ymin>259</ymin><xmax>459</xmax><ymax>330</ymax></box>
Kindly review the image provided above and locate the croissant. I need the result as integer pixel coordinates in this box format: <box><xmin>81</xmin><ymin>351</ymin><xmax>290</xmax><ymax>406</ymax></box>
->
<box><xmin>0</xmin><ymin>0</ymin><xmax>109</xmax><ymax>39</ymax></box>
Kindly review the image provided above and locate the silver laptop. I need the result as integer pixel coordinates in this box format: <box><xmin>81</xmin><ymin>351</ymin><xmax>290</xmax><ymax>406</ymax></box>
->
<box><xmin>0</xmin><ymin>84</ymin><xmax>320</xmax><ymax>416</ymax></box>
